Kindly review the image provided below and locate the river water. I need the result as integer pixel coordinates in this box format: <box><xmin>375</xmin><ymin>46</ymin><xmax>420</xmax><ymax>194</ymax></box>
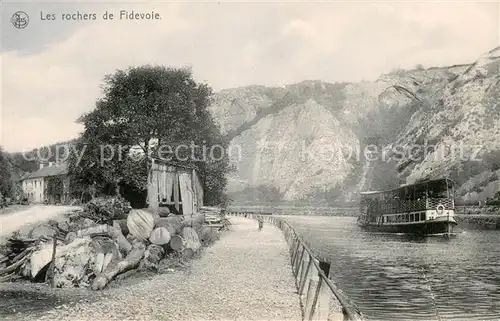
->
<box><xmin>282</xmin><ymin>215</ymin><xmax>500</xmax><ymax>321</ymax></box>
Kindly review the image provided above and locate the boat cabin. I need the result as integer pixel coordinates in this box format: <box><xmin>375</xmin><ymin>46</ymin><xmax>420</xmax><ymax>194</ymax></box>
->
<box><xmin>360</xmin><ymin>178</ymin><xmax>455</xmax><ymax>223</ymax></box>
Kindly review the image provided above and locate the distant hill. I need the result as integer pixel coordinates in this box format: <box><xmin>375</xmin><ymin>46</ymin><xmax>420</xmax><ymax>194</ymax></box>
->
<box><xmin>7</xmin><ymin>138</ymin><xmax>79</xmax><ymax>174</ymax></box>
<box><xmin>210</xmin><ymin>47</ymin><xmax>500</xmax><ymax>203</ymax></box>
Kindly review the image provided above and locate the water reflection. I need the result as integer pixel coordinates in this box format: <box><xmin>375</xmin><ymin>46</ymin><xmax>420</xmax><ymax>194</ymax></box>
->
<box><xmin>283</xmin><ymin>215</ymin><xmax>500</xmax><ymax>321</ymax></box>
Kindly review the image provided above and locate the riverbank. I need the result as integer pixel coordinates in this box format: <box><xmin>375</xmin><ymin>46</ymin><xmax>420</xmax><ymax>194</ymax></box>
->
<box><xmin>227</xmin><ymin>206</ymin><xmax>500</xmax><ymax>231</ymax></box>
<box><xmin>1</xmin><ymin>217</ymin><xmax>301</xmax><ymax>320</ymax></box>
<box><xmin>455</xmin><ymin>214</ymin><xmax>500</xmax><ymax>230</ymax></box>
<box><xmin>228</xmin><ymin>205</ymin><xmax>500</xmax><ymax>218</ymax></box>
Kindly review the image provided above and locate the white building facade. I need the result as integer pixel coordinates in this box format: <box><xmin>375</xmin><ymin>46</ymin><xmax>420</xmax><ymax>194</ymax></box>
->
<box><xmin>21</xmin><ymin>162</ymin><xmax>69</xmax><ymax>203</ymax></box>
<box><xmin>22</xmin><ymin>176</ymin><xmax>45</xmax><ymax>203</ymax></box>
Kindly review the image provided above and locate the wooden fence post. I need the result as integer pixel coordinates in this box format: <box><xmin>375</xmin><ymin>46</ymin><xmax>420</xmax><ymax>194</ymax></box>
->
<box><xmin>296</xmin><ymin>247</ymin><xmax>305</xmax><ymax>280</ymax></box>
<box><xmin>294</xmin><ymin>245</ymin><xmax>305</xmax><ymax>278</ymax></box>
<box><xmin>291</xmin><ymin>240</ymin><xmax>300</xmax><ymax>266</ymax></box>
<box><xmin>292</xmin><ymin>243</ymin><xmax>300</xmax><ymax>274</ymax></box>
<box><xmin>315</xmin><ymin>278</ymin><xmax>331</xmax><ymax>321</ymax></box>
<box><xmin>50</xmin><ymin>233</ymin><xmax>57</xmax><ymax>288</ymax></box>
<box><xmin>309</xmin><ymin>276</ymin><xmax>323</xmax><ymax>320</ymax></box>
<box><xmin>299</xmin><ymin>254</ymin><xmax>312</xmax><ymax>296</ymax></box>
<box><xmin>304</xmin><ymin>273</ymin><xmax>319</xmax><ymax>320</ymax></box>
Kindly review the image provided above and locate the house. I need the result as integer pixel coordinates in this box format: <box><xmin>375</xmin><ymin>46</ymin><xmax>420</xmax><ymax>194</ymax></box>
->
<box><xmin>146</xmin><ymin>158</ymin><xmax>204</xmax><ymax>216</ymax></box>
<box><xmin>21</xmin><ymin>162</ymin><xmax>70</xmax><ymax>203</ymax></box>
<box><xmin>14</xmin><ymin>172</ymin><xmax>32</xmax><ymax>201</ymax></box>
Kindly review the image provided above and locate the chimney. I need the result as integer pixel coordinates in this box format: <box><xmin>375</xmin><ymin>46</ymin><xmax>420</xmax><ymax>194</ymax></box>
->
<box><xmin>49</xmin><ymin>161</ymin><xmax>54</xmax><ymax>167</ymax></box>
<box><xmin>39</xmin><ymin>163</ymin><xmax>44</xmax><ymax>170</ymax></box>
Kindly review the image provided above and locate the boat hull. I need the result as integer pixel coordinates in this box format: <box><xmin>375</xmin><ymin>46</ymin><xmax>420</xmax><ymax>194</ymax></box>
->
<box><xmin>358</xmin><ymin>218</ymin><xmax>457</xmax><ymax>236</ymax></box>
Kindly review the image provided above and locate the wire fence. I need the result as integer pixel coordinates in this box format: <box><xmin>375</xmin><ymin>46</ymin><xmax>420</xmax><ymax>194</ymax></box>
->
<box><xmin>229</xmin><ymin>212</ymin><xmax>365</xmax><ymax>321</ymax></box>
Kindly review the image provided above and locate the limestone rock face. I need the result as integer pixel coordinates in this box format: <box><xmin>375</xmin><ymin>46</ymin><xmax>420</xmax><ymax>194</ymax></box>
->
<box><xmin>210</xmin><ymin>48</ymin><xmax>500</xmax><ymax>202</ymax></box>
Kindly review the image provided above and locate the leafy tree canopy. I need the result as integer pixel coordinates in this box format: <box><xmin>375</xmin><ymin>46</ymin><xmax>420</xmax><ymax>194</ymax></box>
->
<box><xmin>0</xmin><ymin>147</ymin><xmax>15</xmax><ymax>198</ymax></box>
<box><xmin>70</xmin><ymin>65</ymin><xmax>231</xmax><ymax>206</ymax></box>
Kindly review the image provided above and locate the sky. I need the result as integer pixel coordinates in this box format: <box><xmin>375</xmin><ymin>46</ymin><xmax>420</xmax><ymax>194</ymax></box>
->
<box><xmin>1</xmin><ymin>0</ymin><xmax>499</xmax><ymax>152</ymax></box>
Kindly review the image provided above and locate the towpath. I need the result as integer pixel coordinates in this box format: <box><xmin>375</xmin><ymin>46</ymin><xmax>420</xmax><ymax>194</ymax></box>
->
<box><xmin>28</xmin><ymin>216</ymin><xmax>302</xmax><ymax>320</ymax></box>
<box><xmin>0</xmin><ymin>205</ymin><xmax>81</xmax><ymax>244</ymax></box>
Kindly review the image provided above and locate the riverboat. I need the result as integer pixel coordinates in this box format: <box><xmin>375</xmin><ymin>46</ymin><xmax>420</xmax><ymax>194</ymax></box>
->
<box><xmin>357</xmin><ymin>178</ymin><xmax>457</xmax><ymax>235</ymax></box>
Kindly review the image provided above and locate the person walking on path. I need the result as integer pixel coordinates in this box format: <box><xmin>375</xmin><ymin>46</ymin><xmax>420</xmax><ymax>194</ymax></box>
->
<box><xmin>257</xmin><ymin>214</ymin><xmax>264</xmax><ymax>231</ymax></box>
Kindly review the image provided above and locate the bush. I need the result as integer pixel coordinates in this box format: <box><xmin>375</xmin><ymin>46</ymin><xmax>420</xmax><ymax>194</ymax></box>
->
<box><xmin>82</xmin><ymin>196</ymin><xmax>132</xmax><ymax>223</ymax></box>
<box><xmin>486</xmin><ymin>198</ymin><xmax>500</xmax><ymax>206</ymax></box>
<box><xmin>199</xmin><ymin>227</ymin><xmax>220</xmax><ymax>246</ymax></box>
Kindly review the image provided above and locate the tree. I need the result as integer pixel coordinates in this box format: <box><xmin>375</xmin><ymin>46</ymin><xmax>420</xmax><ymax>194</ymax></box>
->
<box><xmin>227</xmin><ymin>184</ymin><xmax>282</xmax><ymax>204</ymax></box>
<box><xmin>70</xmin><ymin>65</ymin><xmax>232</xmax><ymax>205</ymax></box>
<box><xmin>0</xmin><ymin>147</ymin><xmax>14</xmax><ymax>198</ymax></box>
<box><xmin>45</xmin><ymin>175</ymin><xmax>64</xmax><ymax>202</ymax></box>
<box><xmin>9</xmin><ymin>138</ymin><xmax>78</xmax><ymax>173</ymax></box>
<box><xmin>304</xmin><ymin>184</ymin><xmax>343</xmax><ymax>206</ymax></box>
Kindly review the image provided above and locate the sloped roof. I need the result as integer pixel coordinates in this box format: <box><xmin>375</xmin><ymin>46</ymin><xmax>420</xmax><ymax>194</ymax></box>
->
<box><xmin>23</xmin><ymin>163</ymin><xmax>68</xmax><ymax>180</ymax></box>
<box><xmin>18</xmin><ymin>172</ymin><xmax>32</xmax><ymax>181</ymax></box>
<box><xmin>150</xmin><ymin>157</ymin><xmax>198</xmax><ymax>170</ymax></box>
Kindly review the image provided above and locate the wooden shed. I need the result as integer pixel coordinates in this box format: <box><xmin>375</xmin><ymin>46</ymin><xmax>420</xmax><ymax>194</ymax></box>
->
<box><xmin>146</xmin><ymin>159</ymin><xmax>204</xmax><ymax>215</ymax></box>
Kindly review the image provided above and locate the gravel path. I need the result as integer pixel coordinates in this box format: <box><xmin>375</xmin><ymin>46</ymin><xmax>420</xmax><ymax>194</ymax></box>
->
<box><xmin>0</xmin><ymin>205</ymin><xmax>80</xmax><ymax>244</ymax></box>
<box><xmin>33</xmin><ymin>216</ymin><xmax>302</xmax><ymax>321</ymax></box>
<box><xmin>0</xmin><ymin>205</ymin><xmax>34</xmax><ymax>216</ymax></box>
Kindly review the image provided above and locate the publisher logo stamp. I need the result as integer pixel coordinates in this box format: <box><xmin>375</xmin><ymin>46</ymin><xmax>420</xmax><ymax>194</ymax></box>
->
<box><xmin>11</xmin><ymin>11</ymin><xmax>29</xmax><ymax>29</ymax></box>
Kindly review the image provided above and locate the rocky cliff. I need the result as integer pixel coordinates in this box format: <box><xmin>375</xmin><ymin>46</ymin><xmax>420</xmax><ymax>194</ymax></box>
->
<box><xmin>210</xmin><ymin>48</ymin><xmax>500</xmax><ymax>203</ymax></box>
